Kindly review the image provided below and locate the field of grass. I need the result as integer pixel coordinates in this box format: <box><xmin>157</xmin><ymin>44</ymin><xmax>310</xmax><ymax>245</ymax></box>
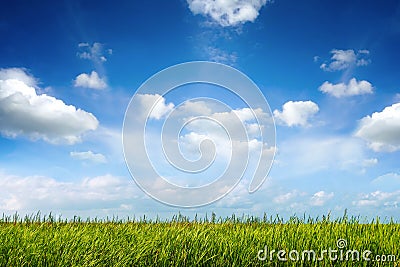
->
<box><xmin>0</xmin><ymin>213</ymin><xmax>399</xmax><ymax>266</ymax></box>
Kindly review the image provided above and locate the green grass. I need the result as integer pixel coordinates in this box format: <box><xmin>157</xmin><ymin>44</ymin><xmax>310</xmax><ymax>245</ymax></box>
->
<box><xmin>0</xmin><ymin>213</ymin><xmax>399</xmax><ymax>266</ymax></box>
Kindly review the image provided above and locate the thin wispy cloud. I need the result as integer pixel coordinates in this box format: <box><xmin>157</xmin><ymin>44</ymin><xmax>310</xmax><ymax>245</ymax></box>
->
<box><xmin>320</xmin><ymin>49</ymin><xmax>371</xmax><ymax>72</ymax></box>
<box><xmin>70</xmin><ymin>151</ymin><xmax>107</xmax><ymax>164</ymax></box>
<box><xmin>77</xmin><ymin>42</ymin><xmax>112</xmax><ymax>64</ymax></box>
<box><xmin>206</xmin><ymin>46</ymin><xmax>237</xmax><ymax>65</ymax></box>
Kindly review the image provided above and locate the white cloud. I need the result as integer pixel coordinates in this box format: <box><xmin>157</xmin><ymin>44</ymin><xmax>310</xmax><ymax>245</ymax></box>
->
<box><xmin>358</xmin><ymin>49</ymin><xmax>370</xmax><ymax>54</ymax></box>
<box><xmin>70</xmin><ymin>151</ymin><xmax>107</xmax><ymax>163</ymax></box>
<box><xmin>320</xmin><ymin>49</ymin><xmax>356</xmax><ymax>71</ymax></box>
<box><xmin>173</xmin><ymin>102</ymin><xmax>274</xmax><ymax>155</ymax></box>
<box><xmin>355</xmin><ymin>103</ymin><xmax>400</xmax><ymax>152</ymax></box>
<box><xmin>187</xmin><ymin>0</ymin><xmax>268</xmax><ymax>27</ymax></box>
<box><xmin>310</xmin><ymin>191</ymin><xmax>334</xmax><ymax>206</ymax></box>
<box><xmin>273</xmin><ymin>101</ymin><xmax>319</xmax><ymax>127</ymax></box>
<box><xmin>126</xmin><ymin>97</ymin><xmax>275</xmax><ymax>196</ymax></box>
<box><xmin>181</xmin><ymin>105</ymin><xmax>271</xmax><ymax>141</ymax></box>
<box><xmin>0</xmin><ymin>68</ymin><xmax>98</xmax><ymax>144</ymax></box>
<box><xmin>273</xmin><ymin>190</ymin><xmax>304</xmax><ymax>204</ymax></box>
<box><xmin>74</xmin><ymin>71</ymin><xmax>107</xmax><ymax>90</ymax></box>
<box><xmin>276</xmin><ymin>136</ymin><xmax>369</xmax><ymax>175</ymax></box>
<box><xmin>319</xmin><ymin>78</ymin><xmax>373</xmax><ymax>98</ymax></box>
<box><xmin>0</xmin><ymin>68</ymin><xmax>36</xmax><ymax>86</ymax></box>
<box><xmin>136</xmin><ymin>94</ymin><xmax>174</xmax><ymax>120</ymax></box>
<box><xmin>175</xmin><ymin>100</ymin><xmax>213</xmax><ymax>116</ymax></box>
<box><xmin>371</xmin><ymin>173</ymin><xmax>400</xmax><ymax>191</ymax></box>
<box><xmin>77</xmin><ymin>42</ymin><xmax>112</xmax><ymax>63</ymax></box>
<box><xmin>0</xmin><ymin>172</ymin><xmax>138</xmax><ymax>212</ymax></box>
<box><xmin>362</xmin><ymin>158</ymin><xmax>378</xmax><ymax>167</ymax></box>
<box><xmin>206</xmin><ymin>46</ymin><xmax>237</xmax><ymax>65</ymax></box>
<box><xmin>320</xmin><ymin>49</ymin><xmax>370</xmax><ymax>71</ymax></box>
<box><xmin>356</xmin><ymin>58</ymin><xmax>370</xmax><ymax>66</ymax></box>
<box><xmin>353</xmin><ymin>191</ymin><xmax>400</xmax><ymax>208</ymax></box>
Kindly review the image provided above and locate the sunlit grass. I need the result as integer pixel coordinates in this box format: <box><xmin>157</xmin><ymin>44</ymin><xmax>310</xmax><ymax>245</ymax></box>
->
<box><xmin>0</xmin><ymin>212</ymin><xmax>399</xmax><ymax>266</ymax></box>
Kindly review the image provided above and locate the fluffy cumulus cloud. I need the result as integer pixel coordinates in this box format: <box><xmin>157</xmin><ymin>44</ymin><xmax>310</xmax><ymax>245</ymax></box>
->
<box><xmin>187</xmin><ymin>0</ymin><xmax>268</xmax><ymax>27</ymax></box>
<box><xmin>319</xmin><ymin>78</ymin><xmax>373</xmax><ymax>98</ymax></box>
<box><xmin>355</xmin><ymin>103</ymin><xmax>400</xmax><ymax>152</ymax></box>
<box><xmin>0</xmin><ymin>68</ymin><xmax>98</xmax><ymax>144</ymax></box>
<box><xmin>70</xmin><ymin>151</ymin><xmax>107</xmax><ymax>163</ymax></box>
<box><xmin>273</xmin><ymin>100</ymin><xmax>319</xmax><ymax>127</ymax></box>
<box><xmin>74</xmin><ymin>71</ymin><xmax>107</xmax><ymax>89</ymax></box>
<box><xmin>0</xmin><ymin>68</ymin><xmax>37</xmax><ymax>86</ymax></box>
<box><xmin>320</xmin><ymin>49</ymin><xmax>370</xmax><ymax>71</ymax></box>
<box><xmin>136</xmin><ymin>94</ymin><xmax>175</xmax><ymax>120</ymax></box>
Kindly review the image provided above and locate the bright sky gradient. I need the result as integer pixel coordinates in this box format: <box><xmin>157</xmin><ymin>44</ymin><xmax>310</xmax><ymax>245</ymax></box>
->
<box><xmin>1</xmin><ymin>0</ymin><xmax>399</xmax><ymax>220</ymax></box>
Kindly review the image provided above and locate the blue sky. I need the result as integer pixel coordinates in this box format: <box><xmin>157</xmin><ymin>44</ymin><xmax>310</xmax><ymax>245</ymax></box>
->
<box><xmin>0</xmin><ymin>0</ymin><xmax>399</xmax><ymax>220</ymax></box>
